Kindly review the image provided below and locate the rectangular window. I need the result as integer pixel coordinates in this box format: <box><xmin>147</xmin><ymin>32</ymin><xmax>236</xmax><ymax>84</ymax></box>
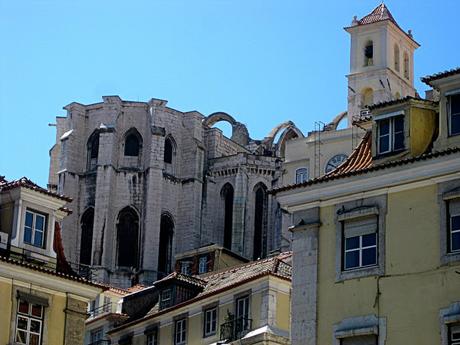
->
<box><xmin>236</xmin><ymin>296</ymin><xmax>250</xmax><ymax>331</ymax></box>
<box><xmin>24</xmin><ymin>210</ymin><xmax>46</xmax><ymax>248</ymax></box>
<box><xmin>449</xmin><ymin>200</ymin><xmax>460</xmax><ymax>253</ymax></box>
<box><xmin>15</xmin><ymin>300</ymin><xmax>44</xmax><ymax>345</ymax></box>
<box><xmin>377</xmin><ymin>116</ymin><xmax>405</xmax><ymax>155</ymax></box>
<box><xmin>175</xmin><ymin>318</ymin><xmax>187</xmax><ymax>345</ymax></box>
<box><xmin>295</xmin><ymin>168</ymin><xmax>308</xmax><ymax>184</ymax></box>
<box><xmin>450</xmin><ymin>324</ymin><xmax>460</xmax><ymax>345</ymax></box>
<box><xmin>180</xmin><ymin>261</ymin><xmax>192</xmax><ymax>275</ymax></box>
<box><xmin>343</xmin><ymin>216</ymin><xmax>378</xmax><ymax>270</ymax></box>
<box><xmin>449</xmin><ymin>94</ymin><xmax>460</xmax><ymax>136</ymax></box>
<box><xmin>341</xmin><ymin>335</ymin><xmax>377</xmax><ymax>345</ymax></box>
<box><xmin>160</xmin><ymin>289</ymin><xmax>172</xmax><ymax>309</ymax></box>
<box><xmin>204</xmin><ymin>307</ymin><xmax>217</xmax><ymax>337</ymax></box>
<box><xmin>90</xmin><ymin>328</ymin><xmax>103</xmax><ymax>344</ymax></box>
<box><xmin>146</xmin><ymin>331</ymin><xmax>157</xmax><ymax>345</ymax></box>
<box><xmin>198</xmin><ymin>255</ymin><xmax>208</xmax><ymax>274</ymax></box>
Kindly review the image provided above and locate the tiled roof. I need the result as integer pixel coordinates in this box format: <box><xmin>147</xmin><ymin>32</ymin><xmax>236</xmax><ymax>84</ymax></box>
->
<box><xmin>421</xmin><ymin>67</ymin><xmax>460</xmax><ymax>86</ymax></box>
<box><xmin>357</xmin><ymin>3</ymin><xmax>397</xmax><ymax>26</ymax></box>
<box><xmin>0</xmin><ymin>176</ymin><xmax>72</xmax><ymax>202</ymax></box>
<box><xmin>368</xmin><ymin>96</ymin><xmax>438</xmax><ymax>111</ymax></box>
<box><xmin>271</xmin><ymin>133</ymin><xmax>460</xmax><ymax>194</ymax></box>
<box><xmin>154</xmin><ymin>271</ymin><xmax>207</xmax><ymax>288</ymax></box>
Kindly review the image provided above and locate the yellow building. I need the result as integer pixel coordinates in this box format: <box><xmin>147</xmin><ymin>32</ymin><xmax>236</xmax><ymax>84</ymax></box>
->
<box><xmin>0</xmin><ymin>176</ymin><xmax>104</xmax><ymax>345</ymax></box>
<box><xmin>274</xmin><ymin>67</ymin><xmax>460</xmax><ymax>345</ymax></box>
<box><xmin>107</xmin><ymin>252</ymin><xmax>292</xmax><ymax>345</ymax></box>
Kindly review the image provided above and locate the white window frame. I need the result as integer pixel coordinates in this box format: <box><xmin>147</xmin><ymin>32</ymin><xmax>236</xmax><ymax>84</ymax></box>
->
<box><xmin>450</xmin><ymin>324</ymin><xmax>460</xmax><ymax>345</ymax></box>
<box><xmin>146</xmin><ymin>331</ymin><xmax>157</xmax><ymax>345</ymax></box>
<box><xmin>23</xmin><ymin>210</ymin><xmax>46</xmax><ymax>248</ymax></box>
<box><xmin>15</xmin><ymin>300</ymin><xmax>44</xmax><ymax>345</ymax></box>
<box><xmin>450</xmin><ymin>212</ymin><xmax>460</xmax><ymax>253</ymax></box>
<box><xmin>204</xmin><ymin>307</ymin><xmax>217</xmax><ymax>337</ymax></box>
<box><xmin>161</xmin><ymin>289</ymin><xmax>172</xmax><ymax>308</ymax></box>
<box><xmin>448</xmin><ymin>93</ymin><xmax>460</xmax><ymax>137</ymax></box>
<box><xmin>175</xmin><ymin>318</ymin><xmax>187</xmax><ymax>345</ymax></box>
<box><xmin>198</xmin><ymin>256</ymin><xmax>207</xmax><ymax>274</ymax></box>
<box><xmin>344</xmin><ymin>233</ymin><xmax>378</xmax><ymax>270</ymax></box>
<box><xmin>295</xmin><ymin>167</ymin><xmax>308</xmax><ymax>184</ymax></box>
<box><xmin>236</xmin><ymin>295</ymin><xmax>250</xmax><ymax>331</ymax></box>
<box><xmin>180</xmin><ymin>261</ymin><xmax>192</xmax><ymax>275</ymax></box>
<box><xmin>377</xmin><ymin>115</ymin><xmax>405</xmax><ymax>155</ymax></box>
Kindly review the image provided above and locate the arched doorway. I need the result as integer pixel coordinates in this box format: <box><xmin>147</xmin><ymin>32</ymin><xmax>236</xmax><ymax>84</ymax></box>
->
<box><xmin>116</xmin><ymin>207</ymin><xmax>139</xmax><ymax>268</ymax></box>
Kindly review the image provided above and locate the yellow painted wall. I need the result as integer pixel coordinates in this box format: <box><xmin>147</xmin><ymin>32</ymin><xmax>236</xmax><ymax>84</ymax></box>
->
<box><xmin>316</xmin><ymin>185</ymin><xmax>460</xmax><ymax>344</ymax></box>
<box><xmin>46</xmin><ymin>294</ymin><xmax>66</xmax><ymax>344</ymax></box>
<box><xmin>276</xmin><ymin>291</ymin><xmax>290</xmax><ymax>331</ymax></box>
<box><xmin>0</xmin><ymin>281</ymin><xmax>12</xmax><ymax>344</ymax></box>
<box><xmin>409</xmin><ymin>107</ymin><xmax>436</xmax><ymax>156</ymax></box>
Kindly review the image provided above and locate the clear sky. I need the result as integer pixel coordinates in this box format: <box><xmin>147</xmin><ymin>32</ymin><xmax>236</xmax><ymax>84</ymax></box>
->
<box><xmin>1</xmin><ymin>0</ymin><xmax>459</xmax><ymax>186</ymax></box>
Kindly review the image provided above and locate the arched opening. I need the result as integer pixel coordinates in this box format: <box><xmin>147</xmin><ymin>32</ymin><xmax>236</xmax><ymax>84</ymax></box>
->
<box><xmin>164</xmin><ymin>136</ymin><xmax>177</xmax><ymax>175</ymax></box>
<box><xmin>87</xmin><ymin>131</ymin><xmax>100</xmax><ymax>171</ymax></box>
<box><xmin>124</xmin><ymin>129</ymin><xmax>142</xmax><ymax>156</ymax></box>
<box><xmin>79</xmin><ymin>208</ymin><xmax>94</xmax><ymax>266</ymax></box>
<box><xmin>403</xmin><ymin>52</ymin><xmax>409</xmax><ymax>79</ymax></box>
<box><xmin>221</xmin><ymin>183</ymin><xmax>234</xmax><ymax>250</ymax></box>
<box><xmin>253</xmin><ymin>183</ymin><xmax>268</xmax><ymax>260</ymax></box>
<box><xmin>116</xmin><ymin>207</ymin><xmax>139</xmax><ymax>268</ymax></box>
<box><xmin>213</xmin><ymin>121</ymin><xmax>233</xmax><ymax>138</ymax></box>
<box><xmin>158</xmin><ymin>213</ymin><xmax>174</xmax><ymax>278</ymax></box>
<box><xmin>394</xmin><ymin>44</ymin><xmax>400</xmax><ymax>72</ymax></box>
<box><xmin>364</xmin><ymin>40</ymin><xmax>373</xmax><ymax>66</ymax></box>
<box><xmin>362</xmin><ymin>88</ymin><xmax>374</xmax><ymax>108</ymax></box>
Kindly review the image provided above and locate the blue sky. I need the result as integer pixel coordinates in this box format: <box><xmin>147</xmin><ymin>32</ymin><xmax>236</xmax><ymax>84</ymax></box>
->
<box><xmin>1</xmin><ymin>0</ymin><xmax>459</xmax><ymax>186</ymax></box>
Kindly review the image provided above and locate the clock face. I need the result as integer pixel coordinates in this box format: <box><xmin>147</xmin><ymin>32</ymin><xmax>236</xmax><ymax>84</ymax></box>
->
<box><xmin>325</xmin><ymin>154</ymin><xmax>348</xmax><ymax>174</ymax></box>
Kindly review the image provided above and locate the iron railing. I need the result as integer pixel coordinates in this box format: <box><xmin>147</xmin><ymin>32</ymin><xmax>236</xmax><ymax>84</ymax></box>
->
<box><xmin>89</xmin><ymin>303</ymin><xmax>112</xmax><ymax>318</ymax></box>
<box><xmin>220</xmin><ymin>317</ymin><xmax>252</xmax><ymax>342</ymax></box>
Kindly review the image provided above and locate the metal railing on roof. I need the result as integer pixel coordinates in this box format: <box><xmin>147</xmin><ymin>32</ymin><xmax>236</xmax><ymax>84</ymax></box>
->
<box><xmin>89</xmin><ymin>303</ymin><xmax>112</xmax><ymax>318</ymax></box>
<box><xmin>220</xmin><ymin>317</ymin><xmax>252</xmax><ymax>342</ymax></box>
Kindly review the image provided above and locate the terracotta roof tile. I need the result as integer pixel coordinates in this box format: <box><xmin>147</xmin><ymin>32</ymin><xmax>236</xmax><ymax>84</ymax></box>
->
<box><xmin>368</xmin><ymin>96</ymin><xmax>438</xmax><ymax>111</ymax></box>
<box><xmin>421</xmin><ymin>67</ymin><xmax>460</xmax><ymax>86</ymax></box>
<box><xmin>357</xmin><ymin>3</ymin><xmax>397</xmax><ymax>26</ymax></box>
<box><xmin>0</xmin><ymin>176</ymin><xmax>72</xmax><ymax>202</ymax></box>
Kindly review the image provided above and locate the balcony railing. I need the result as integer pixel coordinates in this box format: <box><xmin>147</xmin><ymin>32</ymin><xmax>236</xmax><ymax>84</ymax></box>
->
<box><xmin>220</xmin><ymin>317</ymin><xmax>252</xmax><ymax>342</ymax></box>
<box><xmin>89</xmin><ymin>303</ymin><xmax>112</xmax><ymax>318</ymax></box>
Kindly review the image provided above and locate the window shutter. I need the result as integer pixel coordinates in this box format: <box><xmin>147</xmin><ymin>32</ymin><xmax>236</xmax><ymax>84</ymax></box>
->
<box><xmin>450</xmin><ymin>199</ymin><xmax>460</xmax><ymax>215</ymax></box>
<box><xmin>344</xmin><ymin>216</ymin><xmax>377</xmax><ymax>238</ymax></box>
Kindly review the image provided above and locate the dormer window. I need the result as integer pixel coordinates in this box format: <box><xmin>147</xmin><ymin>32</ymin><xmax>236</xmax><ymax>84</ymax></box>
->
<box><xmin>295</xmin><ymin>168</ymin><xmax>308</xmax><ymax>184</ymax></box>
<box><xmin>180</xmin><ymin>261</ymin><xmax>192</xmax><ymax>275</ymax></box>
<box><xmin>364</xmin><ymin>41</ymin><xmax>373</xmax><ymax>66</ymax></box>
<box><xmin>160</xmin><ymin>289</ymin><xmax>172</xmax><ymax>309</ymax></box>
<box><xmin>377</xmin><ymin>115</ymin><xmax>405</xmax><ymax>155</ymax></box>
<box><xmin>24</xmin><ymin>210</ymin><xmax>46</xmax><ymax>248</ymax></box>
<box><xmin>448</xmin><ymin>93</ymin><xmax>460</xmax><ymax>136</ymax></box>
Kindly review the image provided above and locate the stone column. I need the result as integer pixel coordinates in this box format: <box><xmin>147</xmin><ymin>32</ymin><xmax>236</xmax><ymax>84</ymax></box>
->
<box><xmin>290</xmin><ymin>208</ymin><xmax>320</xmax><ymax>345</ymax></box>
<box><xmin>232</xmin><ymin>163</ymin><xmax>248</xmax><ymax>256</ymax></box>
<box><xmin>63</xmin><ymin>295</ymin><xmax>89</xmax><ymax>345</ymax></box>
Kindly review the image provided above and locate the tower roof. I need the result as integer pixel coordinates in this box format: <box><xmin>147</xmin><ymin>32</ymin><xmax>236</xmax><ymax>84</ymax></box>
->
<box><xmin>358</xmin><ymin>3</ymin><xmax>397</xmax><ymax>26</ymax></box>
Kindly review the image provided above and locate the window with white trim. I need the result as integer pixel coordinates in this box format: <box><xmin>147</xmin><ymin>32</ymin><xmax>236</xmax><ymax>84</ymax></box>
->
<box><xmin>198</xmin><ymin>255</ymin><xmax>208</xmax><ymax>274</ymax></box>
<box><xmin>15</xmin><ymin>299</ymin><xmax>44</xmax><ymax>345</ymax></box>
<box><xmin>448</xmin><ymin>93</ymin><xmax>460</xmax><ymax>136</ymax></box>
<box><xmin>24</xmin><ymin>210</ymin><xmax>46</xmax><ymax>248</ymax></box>
<box><xmin>377</xmin><ymin>115</ymin><xmax>404</xmax><ymax>154</ymax></box>
<box><xmin>343</xmin><ymin>216</ymin><xmax>378</xmax><ymax>270</ymax></box>
<box><xmin>448</xmin><ymin>199</ymin><xmax>460</xmax><ymax>253</ymax></box>
<box><xmin>204</xmin><ymin>307</ymin><xmax>217</xmax><ymax>337</ymax></box>
<box><xmin>295</xmin><ymin>168</ymin><xmax>308</xmax><ymax>184</ymax></box>
<box><xmin>175</xmin><ymin>318</ymin><xmax>187</xmax><ymax>345</ymax></box>
<box><xmin>236</xmin><ymin>295</ymin><xmax>250</xmax><ymax>331</ymax></box>
<box><xmin>160</xmin><ymin>289</ymin><xmax>172</xmax><ymax>309</ymax></box>
<box><xmin>146</xmin><ymin>330</ymin><xmax>157</xmax><ymax>345</ymax></box>
<box><xmin>449</xmin><ymin>324</ymin><xmax>460</xmax><ymax>345</ymax></box>
<box><xmin>180</xmin><ymin>261</ymin><xmax>192</xmax><ymax>275</ymax></box>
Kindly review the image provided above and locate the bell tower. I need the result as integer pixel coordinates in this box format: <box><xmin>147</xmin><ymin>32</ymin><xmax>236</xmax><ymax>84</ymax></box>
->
<box><xmin>345</xmin><ymin>3</ymin><xmax>420</xmax><ymax>125</ymax></box>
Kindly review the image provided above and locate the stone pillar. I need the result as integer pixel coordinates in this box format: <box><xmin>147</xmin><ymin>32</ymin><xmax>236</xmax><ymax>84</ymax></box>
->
<box><xmin>233</xmin><ymin>164</ymin><xmax>248</xmax><ymax>256</ymax></box>
<box><xmin>139</xmin><ymin>125</ymin><xmax>165</xmax><ymax>284</ymax></box>
<box><xmin>260</xmin><ymin>283</ymin><xmax>277</xmax><ymax>327</ymax></box>
<box><xmin>290</xmin><ymin>207</ymin><xmax>320</xmax><ymax>345</ymax></box>
<box><xmin>64</xmin><ymin>295</ymin><xmax>89</xmax><ymax>345</ymax></box>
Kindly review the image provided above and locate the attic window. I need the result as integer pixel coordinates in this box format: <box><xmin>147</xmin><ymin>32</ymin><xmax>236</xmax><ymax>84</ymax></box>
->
<box><xmin>364</xmin><ymin>41</ymin><xmax>373</xmax><ymax>66</ymax></box>
<box><xmin>448</xmin><ymin>93</ymin><xmax>460</xmax><ymax>136</ymax></box>
<box><xmin>377</xmin><ymin>115</ymin><xmax>405</xmax><ymax>155</ymax></box>
<box><xmin>160</xmin><ymin>289</ymin><xmax>172</xmax><ymax>309</ymax></box>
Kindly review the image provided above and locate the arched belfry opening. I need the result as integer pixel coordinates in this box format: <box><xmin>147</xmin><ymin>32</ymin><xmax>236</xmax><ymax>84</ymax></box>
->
<box><xmin>87</xmin><ymin>130</ymin><xmax>100</xmax><ymax>171</ymax></box>
<box><xmin>221</xmin><ymin>183</ymin><xmax>234</xmax><ymax>250</ymax></box>
<box><xmin>253</xmin><ymin>183</ymin><xmax>268</xmax><ymax>260</ymax></box>
<box><xmin>164</xmin><ymin>136</ymin><xmax>177</xmax><ymax>175</ymax></box>
<box><xmin>79</xmin><ymin>208</ymin><xmax>94</xmax><ymax>266</ymax></box>
<box><xmin>124</xmin><ymin>128</ymin><xmax>142</xmax><ymax>157</ymax></box>
<box><xmin>116</xmin><ymin>207</ymin><xmax>139</xmax><ymax>268</ymax></box>
<box><xmin>158</xmin><ymin>213</ymin><xmax>174</xmax><ymax>278</ymax></box>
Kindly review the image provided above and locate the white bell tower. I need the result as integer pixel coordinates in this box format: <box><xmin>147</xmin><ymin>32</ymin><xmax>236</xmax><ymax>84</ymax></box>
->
<box><xmin>345</xmin><ymin>3</ymin><xmax>420</xmax><ymax>125</ymax></box>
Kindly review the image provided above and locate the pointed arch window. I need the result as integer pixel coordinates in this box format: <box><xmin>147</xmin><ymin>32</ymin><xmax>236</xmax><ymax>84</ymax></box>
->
<box><xmin>80</xmin><ymin>208</ymin><xmax>94</xmax><ymax>266</ymax></box>
<box><xmin>253</xmin><ymin>183</ymin><xmax>268</xmax><ymax>260</ymax></box>
<box><xmin>124</xmin><ymin>129</ymin><xmax>142</xmax><ymax>157</ymax></box>
<box><xmin>403</xmin><ymin>52</ymin><xmax>409</xmax><ymax>80</ymax></box>
<box><xmin>364</xmin><ymin>41</ymin><xmax>374</xmax><ymax>66</ymax></box>
<box><xmin>394</xmin><ymin>44</ymin><xmax>400</xmax><ymax>72</ymax></box>
<box><xmin>164</xmin><ymin>137</ymin><xmax>175</xmax><ymax>164</ymax></box>
<box><xmin>221</xmin><ymin>183</ymin><xmax>234</xmax><ymax>250</ymax></box>
<box><xmin>158</xmin><ymin>213</ymin><xmax>174</xmax><ymax>278</ymax></box>
<box><xmin>87</xmin><ymin>131</ymin><xmax>100</xmax><ymax>171</ymax></box>
<box><xmin>116</xmin><ymin>207</ymin><xmax>139</xmax><ymax>268</ymax></box>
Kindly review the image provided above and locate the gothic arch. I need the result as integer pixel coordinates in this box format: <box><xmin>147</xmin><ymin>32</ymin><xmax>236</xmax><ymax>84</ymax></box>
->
<box><xmin>221</xmin><ymin>183</ymin><xmax>234</xmax><ymax>250</ymax></box>
<box><xmin>203</xmin><ymin>112</ymin><xmax>238</xmax><ymax>128</ymax></box>
<box><xmin>158</xmin><ymin>212</ymin><xmax>174</xmax><ymax>278</ymax></box>
<box><xmin>116</xmin><ymin>206</ymin><xmax>140</xmax><ymax>268</ymax></box>
<box><xmin>87</xmin><ymin>130</ymin><xmax>100</xmax><ymax>171</ymax></box>
<box><xmin>324</xmin><ymin>111</ymin><xmax>348</xmax><ymax>131</ymax></box>
<box><xmin>123</xmin><ymin>127</ymin><xmax>143</xmax><ymax>157</ymax></box>
<box><xmin>203</xmin><ymin>112</ymin><xmax>249</xmax><ymax>145</ymax></box>
<box><xmin>79</xmin><ymin>207</ymin><xmax>94</xmax><ymax>266</ymax></box>
<box><xmin>253</xmin><ymin>182</ymin><xmax>268</xmax><ymax>260</ymax></box>
<box><xmin>265</xmin><ymin>121</ymin><xmax>303</xmax><ymax>147</ymax></box>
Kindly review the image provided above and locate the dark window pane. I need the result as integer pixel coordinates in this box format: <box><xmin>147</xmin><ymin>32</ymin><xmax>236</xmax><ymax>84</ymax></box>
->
<box><xmin>18</xmin><ymin>301</ymin><xmax>29</xmax><ymax>314</ymax></box>
<box><xmin>379</xmin><ymin>119</ymin><xmax>390</xmax><ymax>135</ymax></box>
<box><xmin>16</xmin><ymin>330</ymin><xmax>27</xmax><ymax>343</ymax></box>
<box><xmin>35</xmin><ymin>215</ymin><xmax>44</xmax><ymax>231</ymax></box>
<box><xmin>379</xmin><ymin>136</ymin><xmax>389</xmax><ymax>153</ymax></box>
<box><xmin>451</xmin><ymin>114</ymin><xmax>460</xmax><ymax>135</ymax></box>
<box><xmin>452</xmin><ymin>232</ymin><xmax>460</xmax><ymax>252</ymax></box>
<box><xmin>34</xmin><ymin>231</ymin><xmax>43</xmax><ymax>247</ymax></box>
<box><xmin>345</xmin><ymin>251</ymin><xmax>359</xmax><ymax>269</ymax></box>
<box><xmin>345</xmin><ymin>236</ymin><xmax>359</xmax><ymax>250</ymax></box>
<box><xmin>394</xmin><ymin>116</ymin><xmax>404</xmax><ymax>132</ymax></box>
<box><xmin>24</xmin><ymin>227</ymin><xmax>32</xmax><ymax>244</ymax></box>
<box><xmin>30</xmin><ymin>320</ymin><xmax>41</xmax><ymax>332</ymax></box>
<box><xmin>452</xmin><ymin>215</ymin><xmax>460</xmax><ymax>231</ymax></box>
<box><xmin>31</xmin><ymin>304</ymin><xmax>43</xmax><ymax>318</ymax></box>
<box><xmin>362</xmin><ymin>233</ymin><xmax>377</xmax><ymax>247</ymax></box>
<box><xmin>451</xmin><ymin>94</ymin><xmax>460</xmax><ymax>114</ymax></box>
<box><xmin>362</xmin><ymin>247</ymin><xmax>377</xmax><ymax>266</ymax></box>
<box><xmin>124</xmin><ymin>133</ymin><xmax>140</xmax><ymax>156</ymax></box>
<box><xmin>30</xmin><ymin>334</ymin><xmax>40</xmax><ymax>345</ymax></box>
<box><xmin>25</xmin><ymin>212</ymin><xmax>33</xmax><ymax>227</ymax></box>
<box><xmin>164</xmin><ymin>139</ymin><xmax>173</xmax><ymax>164</ymax></box>
<box><xmin>394</xmin><ymin>132</ymin><xmax>405</xmax><ymax>150</ymax></box>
